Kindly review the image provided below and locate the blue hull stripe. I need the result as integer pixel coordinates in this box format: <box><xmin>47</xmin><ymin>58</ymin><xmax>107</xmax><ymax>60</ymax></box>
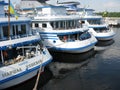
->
<box><xmin>42</xmin><ymin>38</ymin><xmax>58</xmax><ymax>40</ymax></box>
<box><xmin>0</xmin><ymin>58</ymin><xmax>52</xmax><ymax>84</ymax></box>
<box><xmin>39</xmin><ymin>30</ymin><xmax>83</xmax><ymax>35</ymax></box>
<box><xmin>0</xmin><ymin>39</ymin><xmax>40</xmax><ymax>50</ymax></box>
<box><xmin>0</xmin><ymin>21</ymin><xmax>31</xmax><ymax>25</ymax></box>
<box><xmin>41</xmin><ymin>35</ymin><xmax>57</xmax><ymax>37</ymax></box>
<box><xmin>89</xmin><ymin>26</ymin><xmax>106</xmax><ymax>28</ymax></box>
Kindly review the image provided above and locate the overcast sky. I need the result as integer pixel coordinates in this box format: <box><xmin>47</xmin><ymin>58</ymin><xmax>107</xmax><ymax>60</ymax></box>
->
<box><xmin>5</xmin><ymin>0</ymin><xmax>120</xmax><ymax>12</ymax></box>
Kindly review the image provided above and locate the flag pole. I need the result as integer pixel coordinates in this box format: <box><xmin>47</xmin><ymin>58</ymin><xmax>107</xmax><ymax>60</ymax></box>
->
<box><xmin>8</xmin><ymin>0</ymin><xmax>10</xmax><ymax>40</ymax></box>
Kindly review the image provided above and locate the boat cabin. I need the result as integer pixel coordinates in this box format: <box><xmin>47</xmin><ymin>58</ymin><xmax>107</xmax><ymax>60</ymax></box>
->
<box><xmin>0</xmin><ymin>17</ymin><xmax>32</xmax><ymax>41</ymax></box>
<box><xmin>32</xmin><ymin>6</ymin><xmax>91</xmax><ymax>42</ymax></box>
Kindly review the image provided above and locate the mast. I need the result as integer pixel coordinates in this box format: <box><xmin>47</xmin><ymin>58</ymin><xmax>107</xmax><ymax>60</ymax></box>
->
<box><xmin>8</xmin><ymin>0</ymin><xmax>10</xmax><ymax>40</ymax></box>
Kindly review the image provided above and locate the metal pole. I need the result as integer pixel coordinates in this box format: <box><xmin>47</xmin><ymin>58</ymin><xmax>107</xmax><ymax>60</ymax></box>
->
<box><xmin>8</xmin><ymin>0</ymin><xmax>10</xmax><ymax>40</ymax></box>
<box><xmin>1</xmin><ymin>50</ymin><xmax>4</xmax><ymax>64</ymax></box>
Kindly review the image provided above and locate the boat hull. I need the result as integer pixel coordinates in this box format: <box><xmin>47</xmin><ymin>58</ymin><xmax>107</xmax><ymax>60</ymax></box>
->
<box><xmin>48</xmin><ymin>43</ymin><xmax>96</xmax><ymax>53</ymax></box>
<box><xmin>0</xmin><ymin>68</ymin><xmax>38</xmax><ymax>89</ymax></box>
<box><xmin>89</xmin><ymin>28</ymin><xmax>115</xmax><ymax>40</ymax></box>
<box><xmin>95</xmin><ymin>33</ymin><xmax>115</xmax><ymax>40</ymax></box>
<box><xmin>45</xmin><ymin>35</ymin><xmax>97</xmax><ymax>53</ymax></box>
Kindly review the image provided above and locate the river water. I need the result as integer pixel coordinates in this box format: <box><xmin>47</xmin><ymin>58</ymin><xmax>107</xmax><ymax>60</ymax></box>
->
<box><xmin>6</xmin><ymin>27</ymin><xmax>120</xmax><ymax>90</ymax></box>
<box><xmin>42</xmin><ymin>27</ymin><xmax>120</xmax><ymax>90</ymax></box>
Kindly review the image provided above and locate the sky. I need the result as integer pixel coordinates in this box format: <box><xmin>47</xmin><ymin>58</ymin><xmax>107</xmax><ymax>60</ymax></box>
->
<box><xmin>4</xmin><ymin>0</ymin><xmax>120</xmax><ymax>12</ymax></box>
<box><xmin>47</xmin><ymin>0</ymin><xmax>120</xmax><ymax>12</ymax></box>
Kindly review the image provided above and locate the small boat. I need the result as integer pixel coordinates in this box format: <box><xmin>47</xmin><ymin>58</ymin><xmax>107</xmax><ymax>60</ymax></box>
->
<box><xmin>58</xmin><ymin>1</ymin><xmax>115</xmax><ymax>41</ymax></box>
<box><xmin>30</xmin><ymin>5</ymin><xmax>97</xmax><ymax>53</ymax></box>
<box><xmin>0</xmin><ymin>1</ymin><xmax>52</xmax><ymax>89</ymax></box>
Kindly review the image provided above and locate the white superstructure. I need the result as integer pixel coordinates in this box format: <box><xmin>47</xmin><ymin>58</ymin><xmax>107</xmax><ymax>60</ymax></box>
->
<box><xmin>31</xmin><ymin>6</ymin><xmax>97</xmax><ymax>53</ymax></box>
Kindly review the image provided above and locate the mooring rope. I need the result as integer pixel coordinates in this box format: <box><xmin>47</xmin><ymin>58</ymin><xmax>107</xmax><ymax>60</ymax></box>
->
<box><xmin>33</xmin><ymin>49</ymin><xmax>43</xmax><ymax>90</ymax></box>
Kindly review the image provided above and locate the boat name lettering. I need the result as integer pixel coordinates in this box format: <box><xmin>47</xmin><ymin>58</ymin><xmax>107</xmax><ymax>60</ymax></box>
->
<box><xmin>2</xmin><ymin>68</ymin><xmax>22</xmax><ymax>78</ymax></box>
<box><xmin>26</xmin><ymin>60</ymin><xmax>42</xmax><ymax>69</ymax></box>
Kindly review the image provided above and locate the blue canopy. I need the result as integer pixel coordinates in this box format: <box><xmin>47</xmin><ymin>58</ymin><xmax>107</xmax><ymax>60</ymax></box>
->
<box><xmin>0</xmin><ymin>0</ymin><xmax>8</xmax><ymax>5</ymax></box>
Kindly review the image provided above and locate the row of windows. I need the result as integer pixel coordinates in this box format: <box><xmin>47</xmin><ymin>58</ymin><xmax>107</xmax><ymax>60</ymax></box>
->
<box><xmin>33</xmin><ymin>20</ymin><xmax>82</xmax><ymax>30</ymax></box>
<box><xmin>50</xmin><ymin>20</ymin><xmax>81</xmax><ymax>29</ymax></box>
<box><xmin>94</xmin><ymin>27</ymin><xmax>110</xmax><ymax>33</ymax></box>
<box><xmin>87</xmin><ymin>20</ymin><xmax>103</xmax><ymax>25</ymax></box>
<box><xmin>34</xmin><ymin>23</ymin><xmax>47</xmax><ymax>28</ymax></box>
<box><xmin>0</xmin><ymin>24</ymin><xmax>28</xmax><ymax>40</ymax></box>
<box><xmin>0</xmin><ymin>41</ymin><xmax>41</xmax><ymax>65</ymax></box>
<box><xmin>58</xmin><ymin>32</ymin><xmax>91</xmax><ymax>42</ymax></box>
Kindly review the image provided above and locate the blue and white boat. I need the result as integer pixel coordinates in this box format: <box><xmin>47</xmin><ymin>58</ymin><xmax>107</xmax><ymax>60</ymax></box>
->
<box><xmin>58</xmin><ymin>1</ymin><xmax>115</xmax><ymax>41</ymax></box>
<box><xmin>0</xmin><ymin>1</ymin><xmax>52</xmax><ymax>89</ymax></box>
<box><xmin>78</xmin><ymin>8</ymin><xmax>115</xmax><ymax>40</ymax></box>
<box><xmin>30</xmin><ymin>5</ymin><xmax>97</xmax><ymax>53</ymax></box>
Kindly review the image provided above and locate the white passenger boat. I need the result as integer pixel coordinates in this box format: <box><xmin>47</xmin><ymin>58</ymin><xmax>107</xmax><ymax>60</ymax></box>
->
<box><xmin>18</xmin><ymin>1</ymin><xmax>98</xmax><ymax>53</ymax></box>
<box><xmin>18</xmin><ymin>2</ymin><xmax>97</xmax><ymax>53</ymax></box>
<box><xmin>30</xmin><ymin>5</ymin><xmax>97</xmax><ymax>53</ymax></box>
<box><xmin>58</xmin><ymin>1</ymin><xmax>115</xmax><ymax>41</ymax></box>
<box><xmin>0</xmin><ymin>1</ymin><xmax>52</xmax><ymax>89</ymax></box>
<box><xmin>78</xmin><ymin>8</ymin><xmax>115</xmax><ymax>40</ymax></box>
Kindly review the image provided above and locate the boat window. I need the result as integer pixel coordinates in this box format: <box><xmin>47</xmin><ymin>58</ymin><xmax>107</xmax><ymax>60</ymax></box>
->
<box><xmin>35</xmin><ymin>23</ymin><xmax>39</xmax><ymax>27</ymax></box>
<box><xmin>30</xmin><ymin>23</ymin><xmax>32</xmax><ymax>28</ymax></box>
<box><xmin>56</xmin><ymin>22</ymin><xmax>59</xmax><ymax>29</ymax></box>
<box><xmin>12</xmin><ymin>25</ymin><xmax>15</xmax><ymax>35</ymax></box>
<box><xmin>12</xmin><ymin>25</ymin><xmax>19</xmax><ymax>35</ymax></box>
<box><xmin>58</xmin><ymin>32</ymin><xmax>91</xmax><ymax>42</ymax></box>
<box><xmin>50</xmin><ymin>20</ymin><xmax>80</xmax><ymax>30</ymax></box>
<box><xmin>87</xmin><ymin>19</ymin><xmax>102</xmax><ymax>25</ymax></box>
<box><xmin>81</xmin><ymin>21</ymin><xmax>85</xmax><ymax>24</ymax></box>
<box><xmin>0</xmin><ymin>51</ymin><xmax>2</xmax><ymax>64</ymax></box>
<box><xmin>79</xmin><ymin>21</ymin><xmax>83</xmax><ymax>27</ymax></box>
<box><xmin>42</xmin><ymin>23</ymin><xmax>47</xmax><ymax>28</ymax></box>
<box><xmin>0</xmin><ymin>28</ymin><xmax>2</xmax><ymax>40</ymax></box>
<box><xmin>2</xmin><ymin>26</ymin><xmax>9</xmax><ymax>39</ymax></box>
<box><xmin>58</xmin><ymin>33</ymin><xmax>79</xmax><ymax>42</ymax></box>
<box><xmin>79</xmin><ymin>32</ymin><xmax>91</xmax><ymax>40</ymax></box>
<box><xmin>50</xmin><ymin>22</ymin><xmax>54</xmax><ymax>28</ymax></box>
<box><xmin>0</xmin><ymin>34</ymin><xmax>1</xmax><ymax>40</ymax></box>
<box><xmin>58</xmin><ymin>21</ymin><xmax>62</xmax><ymax>29</ymax></box>
<box><xmin>21</xmin><ymin>24</ymin><xmax>26</xmax><ymax>35</ymax></box>
<box><xmin>16</xmin><ymin>25</ymin><xmax>19</xmax><ymax>35</ymax></box>
<box><xmin>94</xmin><ymin>27</ymin><xmax>109</xmax><ymax>33</ymax></box>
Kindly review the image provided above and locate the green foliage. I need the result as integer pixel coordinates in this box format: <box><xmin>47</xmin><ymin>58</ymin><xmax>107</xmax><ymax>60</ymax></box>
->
<box><xmin>96</xmin><ymin>12</ymin><xmax>120</xmax><ymax>17</ymax></box>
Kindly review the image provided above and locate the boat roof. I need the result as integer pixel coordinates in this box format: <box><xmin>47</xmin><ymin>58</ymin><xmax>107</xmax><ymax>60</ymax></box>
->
<box><xmin>0</xmin><ymin>0</ymin><xmax>8</xmax><ymax>5</ymax></box>
<box><xmin>0</xmin><ymin>17</ymin><xmax>31</xmax><ymax>25</ymax></box>
<box><xmin>19</xmin><ymin>1</ymin><xmax>64</xmax><ymax>11</ymax></box>
<box><xmin>33</xmin><ymin>14</ymin><xmax>81</xmax><ymax>22</ymax></box>
<box><xmin>18</xmin><ymin>0</ymin><xmax>49</xmax><ymax>10</ymax></box>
